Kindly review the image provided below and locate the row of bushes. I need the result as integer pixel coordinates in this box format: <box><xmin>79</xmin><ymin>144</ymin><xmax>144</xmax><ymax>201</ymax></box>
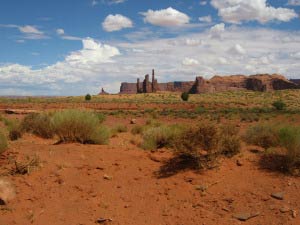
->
<box><xmin>8</xmin><ymin>110</ymin><xmax>110</xmax><ymax>144</ymax></box>
<box><xmin>245</xmin><ymin>123</ymin><xmax>300</xmax><ymax>174</ymax></box>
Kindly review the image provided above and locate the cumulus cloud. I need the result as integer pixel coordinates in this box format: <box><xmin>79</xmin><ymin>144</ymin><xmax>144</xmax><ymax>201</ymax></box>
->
<box><xmin>288</xmin><ymin>0</ymin><xmax>300</xmax><ymax>6</ymax></box>
<box><xmin>200</xmin><ymin>1</ymin><xmax>207</xmax><ymax>6</ymax></box>
<box><xmin>199</xmin><ymin>15</ymin><xmax>212</xmax><ymax>23</ymax></box>
<box><xmin>211</xmin><ymin>0</ymin><xmax>297</xmax><ymax>24</ymax></box>
<box><xmin>1</xmin><ymin>27</ymin><xmax>300</xmax><ymax>95</ymax></box>
<box><xmin>141</xmin><ymin>7</ymin><xmax>190</xmax><ymax>27</ymax></box>
<box><xmin>182</xmin><ymin>57</ymin><xmax>199</xmax><ymax>66</ymax></box>
<box><xmin>210</xmin><ymin>23</ymin><xmax>225</xmax><ymax>38</ymax></box>
<box><xmin>185</xmin><ymin>39</ymin><xmax>202</xmax><ymax>46</ymax></box>
<box><xmin>0</xmin><ymin>38</ymin><xmax>120</xmax><ymax>95</ymax></box>
<box><xmin>227</xmin><ymin>44</ymin><xmax>247</xmax><ymax>55</ymax></box>
<box><xmin>102</xmin><ymin>14</ymin><xmax>133</xmax><ymax>32</ymax></box>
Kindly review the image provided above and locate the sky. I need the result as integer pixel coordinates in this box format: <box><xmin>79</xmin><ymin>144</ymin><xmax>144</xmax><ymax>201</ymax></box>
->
<box><xmin>0</xmin><ymin>0</ymin><xmax>300</xmax><ymax>96</ymax></box>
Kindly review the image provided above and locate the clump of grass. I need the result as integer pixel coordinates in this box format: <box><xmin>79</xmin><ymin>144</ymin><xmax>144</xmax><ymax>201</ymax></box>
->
<box><xmin>145</xmin><ymin>119</ymin><xmax>161</xmax><ymax>127</ymax></box>
<box><xmin>278</xmin><ymin>126</ymin><xmax>300</xmax><ymax>174</ymax></box>
<box><xmin>219</xmin><ymin>124</ymin><xmax>241</xmax><ymax>157</ymax></box>
<box><xmin>141</xmin><ymin>125</ymin><xmax>184</xmax><ymax>151</ymax></box>
<box><xmin>10</xmin><ymin>155</ymin><xmax>40</xmax><ymax>175</ymax></box>
<box><xmin>52</xmin><ymin>110</ymin><xmax>110</xmax><ymax>144</ymax></box>
<box><xmin>131</xmin><ymin>125</ymin><xmax>144</xmax><ymax>135</ymax></box>
<box><xmin>95</xmin><ymin>113</ymin><xmax>106</xmax><ymax>123</ymax></box>
<box><xmin>173</xmin><ymin>123</ymin><xmax>218</xmax><ymax>155</ymax></box>
<box><xmin>172</xmin><ymin>122</ymin><xmax>241</xmax><ymax>168</ymax></box>
<box><xmin>21</xmin><ymin>113</ymin><xmax>54</xmax><ymax>139</ymax></box>
<box><xmin>0</xmin><ymin>131</ymin><xmax>8</xmax><ymax>155</ymax></box>
<box><xmin>0</xmin><ymin>117</ymin><xmax>23</xmax><ymax>141</ymax></box>
<box><xmin>113</xmin><ymin>124</ymin><xmax>128</xmax><ymax>133</ymax></box>
<box><xmin>244</xmin><ymin>123</ymin><xmax>279</xmax><ymax>149</ymax></box>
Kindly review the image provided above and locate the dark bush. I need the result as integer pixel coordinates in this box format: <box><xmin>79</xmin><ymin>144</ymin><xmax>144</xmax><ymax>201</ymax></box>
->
<box><xmin>85</xmin><ymin>94</ymin><xmax>92</xmax><ymax>101</ymax></box>
<box><xmin>272</xmin><ymin>100</ymin><xmax>286</xmax><ymax>110</ymax></box>
<box><xmin>181</xmin><ymin>92</ymin><xmax>189</xmax><ymax>101</ymax></box>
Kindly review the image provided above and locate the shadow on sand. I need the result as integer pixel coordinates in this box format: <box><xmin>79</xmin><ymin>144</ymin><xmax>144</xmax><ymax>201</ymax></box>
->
<box><xmin>154</xmin><ymin>154</ymin><xmax>202</xmax><ymax>178</ymax></box>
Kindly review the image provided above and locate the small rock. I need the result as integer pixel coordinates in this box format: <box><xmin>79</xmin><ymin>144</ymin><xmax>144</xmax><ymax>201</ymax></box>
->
<box><xmin>236</xmin><ymin>159</ymin><xmax>243</xmax><ymax>166</ymax></box>
<box><xmin>184</xmin><ymin>177</ymin><xmax>194</xmax><ymax>183</ymax></box>
<box><xmin>96</xmin><ymin>218</ymin><xmax>112</xmax><ymax>223</ymax></box>
<box><xmin>280</xmin><ymin>206</ymin><xmax>290</xmax><ymax>213</ymax></box>
<box><xmin>271</xmin><ymin>192</ymin><xmax>284</xmax><ymax>200</ymax></box>
<box><xmin>130</xmin><ymin>119</ymin><xmax>136</xmax><ymax>124</ymax></box>
<box><xmin>0</xmin><ymin>179</ymin><xmax>16</xmax><ymax>205</ymax></box>
<box><xmin>195</xmin><ymin>185</ymin><xmax>207</xmax><ymax>192</ymax></box>
<box><xmin>233</xmin><ymin>213</ymin><xmax>251</xmax><ymax>221</ymax></box>
<box><xmin>233</xmin><ymin>212</ymin><xmax>260</xmax><ymax>221</ymax></box>
<box><xmin>103</xmin><ymin>174</ymin><xmax>112</xmax><ymax>180</ymax></box>
<box><xmin>222</xmin><ymin>207</ymin><xmax>230</xmax><ymax>212</ymax></box>
<box><xmin>292</xmin><ymin>210</ymin><xmax>297</xmax><ymax>218</ymax></box>
<box><xmin>262</xmin><ymin>196</ymin><xmax>270</xmax><ymax>201</ymax></box>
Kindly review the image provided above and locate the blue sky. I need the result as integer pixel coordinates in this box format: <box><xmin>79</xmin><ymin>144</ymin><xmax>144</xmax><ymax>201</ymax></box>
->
<box><xmin>0</xmin><ymin>0</ymin><xmax>300</xmax><ymax>95</ymax></box>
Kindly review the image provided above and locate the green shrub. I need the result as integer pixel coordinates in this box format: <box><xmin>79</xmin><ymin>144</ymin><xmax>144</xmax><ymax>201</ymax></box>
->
<box><xmin>5</xmin><ymin>119</ymin><xmax>23</xmax><ymax>141</ymax></box>
<box><xmin>113</xmin><ymin>124</ymin><xmax>128</xmax><ymax>133</ymax></box>
<box><xmin>244</xmin><ymin>123</ymin><xmax>279</xmax><ymax>149</ymax></box>
<box><xmin>195</xmin><ymin>106</ymin><xmax>206</xmax><ymax>114</ymax></box>
<box><xmin>0</xmin><ymin>132</ymin><xmax>8</xmax><ymax>154</ymax></box>
<box><xmin>131</xmin><ymin>125</ymin><xmax>144</xmax><ymax>135</ymax></box>
<box><xmin>52</xmin><ymin>110</ymin><xmax>109</xmax><ymax>144</ymax></box>
<box><xmin>141</xmin><ymin>125</ymin><xmax>183</xmax><ymax>150</ymax></box>
<box><xmin>272</xmin><ymin>100</ymin><xmax>286</xmax><ymax>110</ymax></box>
<box><xmin>95</xmin><ymin>113</ymin><xmax>106</xmax><ymax>123</ymax></box>
<box><xmin>219</xmin><ymin>124</ymin><xmax>241</xmax><ymax>157</ymax></box>
<box><xmin>21</xmin><ymin>113</ymin><xmax>54</xmax><ymax>139</ymax></box>
<box><xmin>181</xmin><ymin>92</ymin><xmax>189</xmax><ymax>101</ymax></box>
<box><xmin>278</xmin><ymin>126</ymin><xmax>300</xmax><ymax>174</ymax></box>
<box><xmin>85</xmin><ymin>94</ymin><xmax>92</xmax><ymax>101</ymax></box>
<box><xmin>173</xmin><ymin>123</ymin><xmax>218</xmax><ymax>154</ymax></box>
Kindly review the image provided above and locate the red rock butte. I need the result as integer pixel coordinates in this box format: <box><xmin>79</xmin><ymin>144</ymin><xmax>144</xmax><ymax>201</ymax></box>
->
<box><xmin>120</xmin><ymin>70</ymin><xmax>299</xmax><ymax>94</ymax></box>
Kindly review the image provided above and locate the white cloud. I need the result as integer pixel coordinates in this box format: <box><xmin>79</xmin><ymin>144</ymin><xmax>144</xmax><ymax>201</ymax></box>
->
<box><xmin>19</xmin><ymin>25</ymin><xmax>43</xmax><ymax>34</ymax></box>
<box><xmin>211</xmin><ymin>0</ymin><xmax>297</xmax><ymax>24</ymax></box>
<box><xmin>110</xmin><ymin>0</ymin><xmax>125</xmax><ymax>3</ymax></box>
<box><xmin>182</xmin><ymin>57</ymin><xmax>199</xmax><ymax>66</ymax></box>
<box><xmin>288</xmin><ymin>0</ymin><xmax>300</xmax><ymax>6</ymax></box>
<box><xmin>1</xmin><ymin>27</ymin><xmax>300</xmax><ymax>95</ymax></box>
<box><xmin>290</xmin><ymin>52</ymin><xmax>300</xmax><ymax>59</ymax></box>
<box><xmin>200</xmin><ymin>1</ymin><xmax>207</xmax><ymax>6</ymax></box>
<box><xmin>185</xmin><ymin>39</ymin><xmax>202</xmax><ymax>46</ymax></box>
<box><xmin>228</xmin><ymin>44</ymin><xmax>246</xmax><ymax>55</ymax></box>
<box><xmin>56</xmin><ymin>28</ymin><xmax>82</xmax><ymax>41</ymax></box>
<box><xmin>56</xmin><ymin>28</ymin><xmax>65</xmax><ymax>35</ymax></box>
<box><xmin>141</xmin><ymin>7</ymin><xmax>190</xmax><ymax>27</ymax></box>
<box><xmin>199</xmin><ymin>15</ymin><xmax>212</xmax><ymax>23</ymax></box>
<box><xmin>0</xmin><ymin>38</ymin><xmax>120</xmax><ymax>95</ymax></box>
<box><xmin>102</xmin><ymin>14</ymin><xmax>133</xmax><ymax>32</ymax></box>
<box><xmin>91</xmin><ymin>0</ymin><xmax>98</xmax><ymax>6</ymax></box>
<box><xmin>0</xmin><ymin>24</ymin><xmax>47</xmax><ymax>39</ymax></box>
<box><xmin>210</xmin><ymin>23</ymin><xmax>225</xmax><ymax>38</ymax></box>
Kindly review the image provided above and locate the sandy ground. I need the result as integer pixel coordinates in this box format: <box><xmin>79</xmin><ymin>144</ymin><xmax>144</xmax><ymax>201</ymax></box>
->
<box><xmin>1</xmin><ymin>124</ymin><xmax>300</xmax><ymax>225</ymax></box>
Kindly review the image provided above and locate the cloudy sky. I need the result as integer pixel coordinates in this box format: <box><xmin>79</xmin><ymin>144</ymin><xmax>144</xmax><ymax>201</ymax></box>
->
<box><xmin>0</xmin><ymin>0</ymin><xmax>300</xmax><ymax>95</ymax></box>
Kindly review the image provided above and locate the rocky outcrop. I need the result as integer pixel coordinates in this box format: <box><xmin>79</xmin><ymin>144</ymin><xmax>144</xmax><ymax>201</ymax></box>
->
<box><xmin>119</xmin><ymin>72</ymin><xmax>299</xmax><ymax>94</ymax></box>
<box><xmin>98</xmin><ymin>88</ymin><xmax>109</xmax><ymax>95</ymax></box>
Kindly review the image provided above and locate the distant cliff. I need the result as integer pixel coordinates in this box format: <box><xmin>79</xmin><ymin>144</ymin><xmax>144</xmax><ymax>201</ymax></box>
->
<box><xmin>119</xmin><ymin>70</ymin><xmax>299</xmax><ymax>94</ymax></box>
